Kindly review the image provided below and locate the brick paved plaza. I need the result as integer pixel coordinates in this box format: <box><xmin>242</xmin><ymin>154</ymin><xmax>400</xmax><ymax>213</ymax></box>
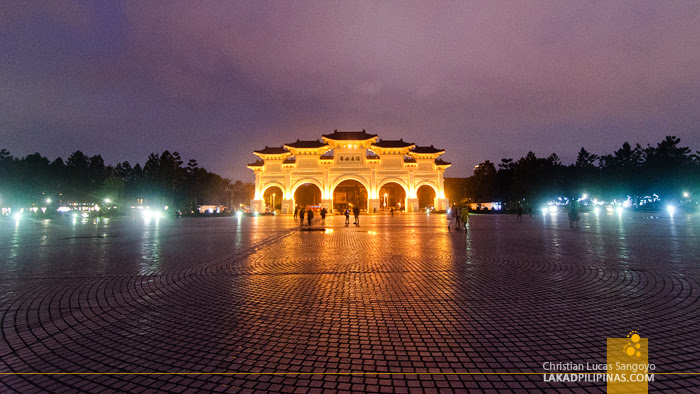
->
<box><xmin>1</xmin><ymin>212</ymin><xmax>699</xmax><ymax>392</ymax></box>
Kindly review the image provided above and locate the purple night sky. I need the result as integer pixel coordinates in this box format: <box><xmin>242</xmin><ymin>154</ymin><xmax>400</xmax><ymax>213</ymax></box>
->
<box><xmin>1</xmin><ymin>2</ymin><xmax>699</xmax><ymax>181</ymax></box>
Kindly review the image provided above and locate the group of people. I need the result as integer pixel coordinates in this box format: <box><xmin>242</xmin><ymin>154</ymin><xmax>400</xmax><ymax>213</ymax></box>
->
<box><xmin>294</xmin><ymin>206</ymin><xmax>327</xmax><ymax>226</ymax></box>
<box><xmin>293</xmin><ymin>205</ymin><xmax>363</xmax><ymax>227</ymax></box>
<box><xmin>448</xmin><ymin>204</ymin><xmax>470</xmax><ymax>232</ymax></box>
<box><xmin>344</xmin><ymin>205</ymin><xmax>361</xmax><ymax>226</ymax></box>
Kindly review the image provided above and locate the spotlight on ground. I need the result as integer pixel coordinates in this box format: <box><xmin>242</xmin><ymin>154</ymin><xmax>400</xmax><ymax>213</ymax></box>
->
<box><xmin>667</xmin><ymin>205</ymin><xmax>676</xmax><ymax>216</ymax></box>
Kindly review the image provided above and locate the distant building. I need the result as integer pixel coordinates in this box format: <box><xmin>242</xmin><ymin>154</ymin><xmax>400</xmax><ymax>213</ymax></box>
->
<box><xmin>198</xmin><ymin>205</ymin><xmax>226</xmax><ymax>214</ymax></box>
<box><xmin>248</xmin><ymin>130</ymin><xmax>451</xmax><ymax>213</ymax></box>
<box><xmin>468</xmin><ymin>202</ymin><xmax>502</xmax><ymax>211</ymax></box>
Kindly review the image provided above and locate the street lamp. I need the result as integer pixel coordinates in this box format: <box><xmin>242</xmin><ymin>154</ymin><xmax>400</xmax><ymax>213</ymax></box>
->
<box><xmin>272</xmin><ymin>193</ymin><xmax>276</xmax><ymax>212</ymax></box>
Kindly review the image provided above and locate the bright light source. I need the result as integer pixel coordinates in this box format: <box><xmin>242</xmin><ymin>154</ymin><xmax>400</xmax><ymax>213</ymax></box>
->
<box><xmin>582</xmin><ymin>194</ymin><xmax>588</xmax><ymax>200</ymax></box>
<box><xmin>667</xmin><ymin>205</ymin><xmax>676</xmax><ymax>216</ymax></box>
<box><xmin>542</xmin><ymin>208</ymin><xmax>548</xmax><ymax>215</ymax></box>
<box><xmin>81</xmin><ymin>212</ymin><xmax>89</xmax><ymax>218</ymax></box>
<box><xmin>236</xmin><ymin>211</ymin><xmax>243</xmax><ymax>217</ymax></box>
<box><xmin>616</xmin><ymin>206</ymin><xmax>624</xmax><ymax>215</ymax></box>
<box><xmin>13</xmin><ymin>213</ymin><xmax>21</xmax><ymax>221</ymax></box>
<box><xmin>104</xmin><ymin>198</ymin><xmax>111</xmax><ymax>203</ymax></box>
<box><xmin>683</xmin><ymin>192</ymin><xmax>690</xmax><ymax>198</ymax></box>
<box><xmin>549</xmin><ymin>206</ymin><xmax>557</xmax><ymax>214</ymax></box>
<box><xmin>46</xmin><ymin>198</ymin><xmax>51</xmax><ymax>204</ymax></box>
<box><xmin>606</xmin><ymin>206</ymin><xmax>614</xmax><ymax>214</ymax></box>
<box><xmin>594</xmin><ymin>207</ymin><xmax>600</xmax><ymax>215</ymax></box>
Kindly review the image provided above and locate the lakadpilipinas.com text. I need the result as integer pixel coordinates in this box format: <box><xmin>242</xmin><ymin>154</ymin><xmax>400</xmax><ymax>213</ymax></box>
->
<box><xmin>542</xmin><ymin>362</ymin><xmax>655</xmax><ymax>383</ymax></box>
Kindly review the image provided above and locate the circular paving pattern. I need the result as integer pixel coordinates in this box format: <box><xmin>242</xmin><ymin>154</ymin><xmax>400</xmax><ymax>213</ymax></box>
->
<box><xmin>1</xmin><ymin>213</ymin><xmax>700</xmax><ymax>392</ymax></box>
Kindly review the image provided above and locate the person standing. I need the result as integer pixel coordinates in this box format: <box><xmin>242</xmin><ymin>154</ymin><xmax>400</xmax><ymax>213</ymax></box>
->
<box><xmin>448</xmin><ymin>205</ymin><xmax>455</xmax><ymax>231</ymax></box>
<box><xmin>307</xmin><ymin>207</ymin><xmax>314</xmax><ymax>226</ymax></box>
<box><xmin>455</xmin><ymin>205</ymin><xmax>461</xmax><ymax>231</ymax></box>
<box><xmin>353</xmin><ymin>205</ymin><xmax>360</xmax><ymax>225</ymax></box>
<box><xmin>516</xmin><ymin>203</ymin><xmax>523</xmax><ymax>221</ymax></box>
<box><xmin>299</xmin><ymin>206</ymin><xmax>305</xmax><ymax>226</ymax></box>
<box><xmin>568</xmin><ymin>200</ymin><xmax>579</xmax><ymax>229</ymax></box>
<box><xmin>461</xmin><ymin>204</ymin><xmax>470</xmax><ymax>232</ymax></box>
<box><xmin>293</xmin><ymin>206</ymin><xmax>298</xmax><ymax>220</ymax></box>
<box><xmin>345</xmin><ymin>207</ymin><xmax>350</xmax><ymax>225</ymax></box>
<box><xmin>320</xmin><ymin>207</ymin><xmax>326</xmax><ymax>225</ymax></box>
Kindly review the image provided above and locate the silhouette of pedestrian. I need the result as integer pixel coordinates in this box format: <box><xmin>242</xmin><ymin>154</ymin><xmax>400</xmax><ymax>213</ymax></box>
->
<box><xmin>320</xmin><ymin>207</ymin><xmax>326</xmax><ymax>225</ymax></box>
<box><xmin>344</xmin><ymin>207</ymin><xmax>350</xmax><ymax>225</ymax></box>
<box><xmin>455</xmin><ymin>205</ymin><xmax>461</xmax><ymax>231</ymax></box>
<box><xmin>353</xmin><ymin>205</ymin><xmax>360</xmax><ymax>225</ymax></box>
<box><xmin>307</xmin><ymin>207</ymin><xmax>314</xmax><ymax>226</ymax></box>
<box><xmin>299</xmin><ymin>207</ymin><xmax>305</xmax><ymax>226</ymax></box>
<box><xmin>516</xmin><ymin>204</ymin><xmax>523</xmax><ymax>222</ymax></box>
<box><xmin>390</xmin><ymin>207</ymin><xmax>394</xmax><ymax>217</ymax></box>
<box><xmin>461</xmin><ymin>205</ymin><xmax>470</xmax><ymax>232</ymax></box>
<box><xmin>568</xmin><ymin>200</ymin><xmax>580</xmax><ymax>229</ymax></box>
<box><xmin>448</xmin><ymin>206</ymin><xmax>452</xmax><ymax>231</ymax></box>
<box><xmin>293</xmin><ymin>206</ymin><xmax>298</xmax><ymax>220</ymax></box>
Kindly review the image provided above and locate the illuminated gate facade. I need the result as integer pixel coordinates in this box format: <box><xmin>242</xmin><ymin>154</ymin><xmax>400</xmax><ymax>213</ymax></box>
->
<box><xmin>248</xmin><ymin>130</ymin><xmax>451</xmax><ymax>213</ymax></box>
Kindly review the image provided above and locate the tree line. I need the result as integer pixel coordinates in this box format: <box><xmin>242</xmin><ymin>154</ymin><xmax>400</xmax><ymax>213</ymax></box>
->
<box><xmin>0</xmin><ymin>149</ymin><xmax>254</xmax><ymax>213</ymax></box>
<box><xmin>448</xmin><ymin>135</ymin><xmax>699</xmax><ymax>209</ymax></box>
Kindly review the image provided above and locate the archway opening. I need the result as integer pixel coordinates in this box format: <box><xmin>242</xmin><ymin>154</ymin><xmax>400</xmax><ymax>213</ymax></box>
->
<box><xmin>333</xmin><ymin>180</ymin><xmax>368</xmax><ymax>212</ymax></box>
<box><xmin>417</xmin><ymin>185</ymin><xmax>436</xmax><ymax>210</ymax></box>
<box><xmin>294</xmin><ymin>183</ymin><xmax>322</xmax><ymax>209</ymax></box>
<box><xmin>263</xmin><ymin>186</ymin><xmax>283</xmax><ymax>212</ymax></box>
<box><xmin>378</xmin><ymin>182</ymin><xmax>407</xmax><ymax>211</ymax></box>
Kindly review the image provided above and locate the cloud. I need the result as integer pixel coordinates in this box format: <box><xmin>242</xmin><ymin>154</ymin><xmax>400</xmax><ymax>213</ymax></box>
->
<box><xmin>1</xmin><ymin>1</ymin><xmax>699</xmax><ymax>179</ymax></box>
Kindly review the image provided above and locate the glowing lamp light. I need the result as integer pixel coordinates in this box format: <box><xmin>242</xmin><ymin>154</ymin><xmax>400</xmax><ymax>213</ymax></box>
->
<box><xmin>667</xmin><ymin>205</ymin><xmax>676</xmax><ymax>216</ymax></box>
<box><xmin>683</xmin><ymin>192</ymin><xmax>690</xmax><ymax>198</ymax></box>
<box><xmin>594</xmin><ymin>207</ymin><xmax>600</xmax><ymax>215</ymax></box>
<box><xmin>616</xmin><ymin>206</ymin><xmax>624</xmax><ymax>215</ymax></box>
<box><xmin>549</xmin><ymin>206</ymin><xmax>557</xmax><ymax>214</ymax></box>
<box><xmin>13</xmin><ymin>213</ymin><xmax>22</xmax><ymax>221</ymax></box>
<box><xmin>582</xmin><ymin>194</ymin><xmax>588</xmax><ymax>200</ymax></box>
<box><xmin>542</xmin><ymin>208</ymin><xmax>548</xmax><ymax>215</ymax></box>
<box><xmin>236</xmin><ymin>211</ymin><xmax>243</xmax><ymax>217</ymax></box>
